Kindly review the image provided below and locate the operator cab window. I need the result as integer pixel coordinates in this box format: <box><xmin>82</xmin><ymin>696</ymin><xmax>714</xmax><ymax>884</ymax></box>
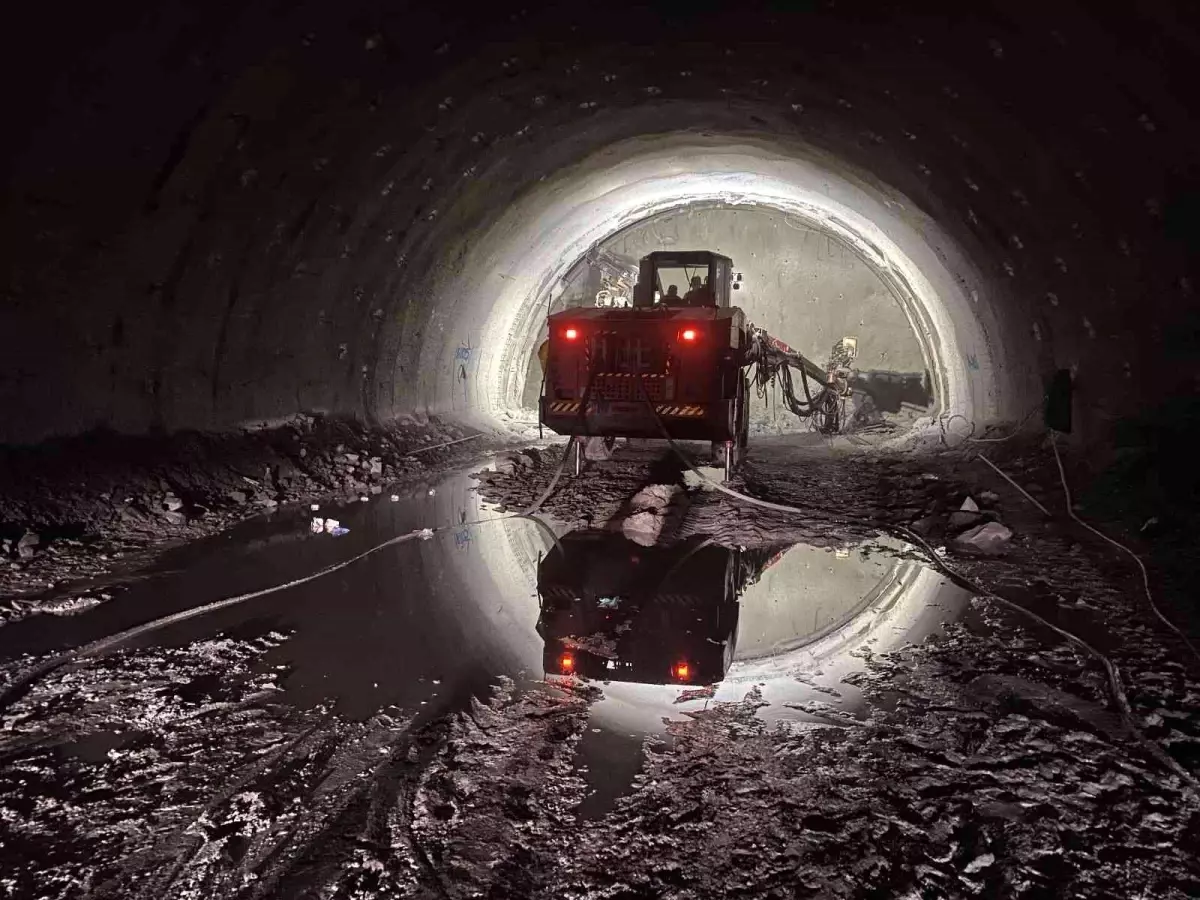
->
<box><xmin>655</xmin><ymin>264</ymin><xmax>713</xmax><ymax>307</ymax></box>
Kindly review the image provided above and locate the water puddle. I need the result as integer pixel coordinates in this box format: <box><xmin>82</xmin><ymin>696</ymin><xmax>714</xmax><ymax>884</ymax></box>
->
<box><xmin>0</xmin><ymin>460</ymin><xmax>969</xmax><ymax>816</ymax></box>
<box><xmin>538</xmin><ymin>529</ymin><xmax>969</xmax><ymax>815</ymax></box>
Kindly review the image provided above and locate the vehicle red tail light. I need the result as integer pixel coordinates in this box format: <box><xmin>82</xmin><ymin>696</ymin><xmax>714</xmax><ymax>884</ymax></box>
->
<box><xmin>563</xmin><ymin>327</ymin><xmax>579</xmax><ymax>341</ymax></box>
<box><xmin>559</xmin><ymin>653</ymin><xmax>576</xmax><ymax>673</ymax></box>
<box><xmin>680</xmin><ymin>328</ymin><xmax>697</xmax><ymax>342</ymax></box>
<box><xmin>672</xmin><ymin>661</ymin><xmax>691</xmax><ymax>681</ymax></box>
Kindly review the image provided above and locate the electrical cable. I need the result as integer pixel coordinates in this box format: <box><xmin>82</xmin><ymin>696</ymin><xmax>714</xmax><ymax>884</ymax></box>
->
<box><xmin>631</xmin><ymin>374</ymin><xmax>1198</xmax><ymax>788</ymax></box>
<box><xmin>0</xmin><ymin>371</ymin><xmax>606</xmax><ymax>715</ymax></box>
<box><xmin>967</xmin><ymin>404</ymin><xmax>1042</xmax><ymax>443</ymax></box>
<box><xmin>937</xmin><ymin>404</ymin><xmax>1042</xmax><ymax>450</ymax></box>
<box><xmin>521</xmin><ymin>356</ymin><xmax>600</xmax><ymax>517</ymax></box>
<box><xmin>975</xmin><ymin>452</ymin><xmax>1052</xmax><ymax>517</ymax></box>
<box><xmin>0</xmin><ymin>504</ymin><xmax>575</xmax><ymax>718</ymax></box>
<box><xmin>1051</xmin><ymin>432</ymin><xmax>1200</xmax><ymax>665</ymax></box>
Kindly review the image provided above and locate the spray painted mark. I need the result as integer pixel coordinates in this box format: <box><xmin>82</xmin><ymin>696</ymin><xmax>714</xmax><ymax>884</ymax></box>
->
<box><xmin>453</xmin><ymin>526</ymin><xmax>473</xmax><ymax>550</ymax></box>
<box><xmin>454</xmin><ymin>340</ymin><xmax>474</xmax><ymax>408</ymax></box>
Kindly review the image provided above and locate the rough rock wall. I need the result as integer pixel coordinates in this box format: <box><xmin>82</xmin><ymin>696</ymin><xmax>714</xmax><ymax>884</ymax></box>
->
<box><xmin>1</xmin><ymin>0</ymin><xmax>1197</xmax><ymax>445</ymax></box>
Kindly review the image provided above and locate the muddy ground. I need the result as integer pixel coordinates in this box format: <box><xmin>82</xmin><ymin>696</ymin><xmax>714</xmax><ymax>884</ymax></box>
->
<box><xmin>0</xmin><ymin>414</ymin><xmax>503</xmax><ymax>626</ymax></box>
<box><xmin>1</xmin><ymin>436</ymin><xmax>1197</xmax><ymax>898</ymax></box>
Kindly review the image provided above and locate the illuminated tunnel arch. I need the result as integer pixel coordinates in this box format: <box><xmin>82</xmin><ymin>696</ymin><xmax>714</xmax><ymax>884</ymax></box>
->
<box><xmin>402</xmin><ymin>122</ymin><xmax>1021</xmax><ymax>441</ymax></box>
<box><xmin>1</xmin><ymin>2</ymin><xmax>1193</xmax><ymax>453</ymax></box>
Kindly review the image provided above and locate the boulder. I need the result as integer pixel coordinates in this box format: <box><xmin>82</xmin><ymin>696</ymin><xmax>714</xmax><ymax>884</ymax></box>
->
<box><xmin>954</xmin><ymin>521</ymin><xmax>1013</xmax><ymax>555</ymax></box>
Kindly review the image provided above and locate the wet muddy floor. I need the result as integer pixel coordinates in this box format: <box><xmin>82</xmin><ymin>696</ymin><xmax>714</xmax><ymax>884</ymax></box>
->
<box><xmin>1</xmin><ymin>447</ymin><xmax>1198</xmax><ymax>899</ymax></box>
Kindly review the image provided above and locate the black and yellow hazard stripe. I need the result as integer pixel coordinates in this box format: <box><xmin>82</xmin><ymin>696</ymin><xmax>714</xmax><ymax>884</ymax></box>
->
<box><xmin>590</xmin><ymin>372</ymin><xmax>667</xmax><ymax>378</ymax></box>
<box><xmin>547</xmin><ymin>399</ymin><xmax>703</xmax><ymax>416</ymax></box>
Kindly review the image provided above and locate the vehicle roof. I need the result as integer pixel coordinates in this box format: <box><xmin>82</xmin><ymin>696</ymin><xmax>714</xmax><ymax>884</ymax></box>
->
<box><xmin>548</xmin><ymin>305</ymin><xmax>743</xmax><ymax>322</ymax></box>
<box><xmin>642</xmin><ymin>250</ymin><xmax>733</xmax><ymax>266</ymax></box>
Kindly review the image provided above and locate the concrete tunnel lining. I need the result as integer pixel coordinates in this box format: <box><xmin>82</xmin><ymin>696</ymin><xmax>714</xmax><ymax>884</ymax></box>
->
<box><xmin>3</xmin><ymin>2</ymin><xmax>1196</xmax><ymax>453</ymax></box>
<box><xmin>417</xmin><ymin>131</ymin><xmax>1016</xmax><ymax>438</ymax></box>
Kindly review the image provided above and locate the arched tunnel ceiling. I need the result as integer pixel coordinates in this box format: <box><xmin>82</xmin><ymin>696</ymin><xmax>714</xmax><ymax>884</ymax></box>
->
<box><xmin>1</xmin><ymin>0</ymin><xmax>1197</xmax><ymax>446</ymax></box>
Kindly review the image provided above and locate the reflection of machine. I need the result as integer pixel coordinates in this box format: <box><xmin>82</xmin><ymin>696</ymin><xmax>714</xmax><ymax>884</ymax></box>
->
<box><xmin>536</xmin><ymin>530</ymin><xmax>786</xmax><ymax>686</ymax></box>
<box><xmin>539</xmin><ymin>250</ymin><xmax>847</xmax><ymax>479</ymax></box>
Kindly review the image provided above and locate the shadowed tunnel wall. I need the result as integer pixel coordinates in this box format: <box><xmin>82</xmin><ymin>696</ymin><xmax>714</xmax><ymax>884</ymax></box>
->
<box><xmin>1</xmin><ymin>0</ymin><xmax>1197</xmax><ymax>449</ymax></box>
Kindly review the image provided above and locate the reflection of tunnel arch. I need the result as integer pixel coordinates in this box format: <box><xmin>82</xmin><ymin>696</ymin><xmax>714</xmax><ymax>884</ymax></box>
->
<box><xmin>732</xmin><ymin>543</ymin><xmax>920</xmax><ymax>664</ymax></box>
<box><xmin>461</xmin><ymin>482</ymin><xmax>965</xmax><ymax>697</ymax></box>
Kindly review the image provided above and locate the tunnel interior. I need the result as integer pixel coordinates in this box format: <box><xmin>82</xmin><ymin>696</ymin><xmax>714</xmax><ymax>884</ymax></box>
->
<box><xmin>520</xmin><ymin>202</ymin><xmax>940</xmax><ymax>433</ymax></box>
<box><xmin>4</xmin><ymin>0</ymin><xmax>1197</xmax><ymax>453</ymax></box>
<box><xmin>3</xmin><ymin>2</ymin><xmax>1200</xmax><ymax>895</ymax></box>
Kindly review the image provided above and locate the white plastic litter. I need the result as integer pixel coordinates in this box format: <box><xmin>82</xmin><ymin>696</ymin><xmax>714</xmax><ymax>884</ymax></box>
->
<box><xmin>390</xmin><ymin>494</ymin><xmax>400</xmax><ymax>502</ymax></box>
<box><xmin>310</xmin><ymin>503</ymin><xmax>320</xmax><ymax>511</ymax></box>
<box><xmin>428</xmin><ymin>488</ymin><xmax>436</xmax><ymax>496</ymax></box>
<box><xmin>313</xmin><ymin>516</ymin><xmax>348</xmax><ymax>536</ymax></box>
<box><xmin>418</xmin><ymin>528</ymin><xmax>435</xmax><ymax>540</ymax></box>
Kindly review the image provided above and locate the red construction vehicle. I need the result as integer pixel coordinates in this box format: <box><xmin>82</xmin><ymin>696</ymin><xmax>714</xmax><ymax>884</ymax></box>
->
<box><xmin>539</xmin><ymin>250</ymin><xmax>843</xmax><ymax>479</ymax></box>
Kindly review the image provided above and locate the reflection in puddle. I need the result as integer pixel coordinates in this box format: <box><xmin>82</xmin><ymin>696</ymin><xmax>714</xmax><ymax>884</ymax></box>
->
<box><xmin>0</xmin><ymin>463</ymin><xmax>968</xmax><ymax>823</ymax></box>
<box><xmin>537</xmin><ymin>528</ymin><xmax>969</xmax><ymax>816</ymax></box>
<box><xmin>538</xmin><ymin>532</ymin><xmax>787</xmax><ymax>686</ymax></box>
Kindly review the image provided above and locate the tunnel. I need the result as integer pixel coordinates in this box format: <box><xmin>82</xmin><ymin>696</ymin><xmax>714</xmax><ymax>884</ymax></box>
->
<box><xmin>2</xmin><ymin>2</ymin><xmax>1199</xmax><ymax>897</ymax></box>
<box><xmin>4</xmin><ymin>0</ymin><xmax>1196</xmax><ymax>450</ymax></box>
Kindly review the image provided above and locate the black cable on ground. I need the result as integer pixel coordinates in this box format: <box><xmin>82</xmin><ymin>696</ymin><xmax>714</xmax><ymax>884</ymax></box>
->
<box><xmin>632</xmin><ymin>374</ymin><xmax>1198</xmax><ymax>791</ymax></box>
<box><xmin>521</xmin><ymin>364</ymin><xmax>599</xmax><ymax>517</ymax></box>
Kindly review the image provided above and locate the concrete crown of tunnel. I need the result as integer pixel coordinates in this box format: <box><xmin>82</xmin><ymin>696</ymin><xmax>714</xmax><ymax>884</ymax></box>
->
<box><xmin>1</xmin><ymin>1</ymin><xmax>1197</xmax><ymax>447</ymax></box>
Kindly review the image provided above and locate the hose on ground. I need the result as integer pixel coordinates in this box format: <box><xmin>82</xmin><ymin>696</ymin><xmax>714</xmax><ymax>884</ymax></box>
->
<box><xmin>632</xmin><ymin>374</ymin><xmax>1198</xmax><ymax>791</ymax></box>
<box><xmin>0</xmin><ymin>352</ymin><xmax>605</xmax><ymax>713</ymax></box>
<box><xmin>0</xmin><ymin>506</ymin><xmax>566</xmax><ymax>716</ymax></box>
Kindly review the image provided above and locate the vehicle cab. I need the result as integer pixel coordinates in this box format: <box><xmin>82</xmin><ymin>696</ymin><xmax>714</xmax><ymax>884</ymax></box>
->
<box><xmin>632</xmin><ymin>251</ymin><xmax>736</xmax><ymax>308</ymax></box>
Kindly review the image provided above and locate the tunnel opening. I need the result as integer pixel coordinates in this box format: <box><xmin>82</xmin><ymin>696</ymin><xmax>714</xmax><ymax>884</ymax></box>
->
<box><xmin>4</xmin><ymin>4</ymin><xmax>1200</xmax><ymax>893</ymax></box>
<box><xmin>516</xmin><ymin>202</ymin><xmax>941</xmax><ymax>439</ymax></box>
<box><xmin>409</xmin><ymin>126</ymin><xmax>1024</xmax><ymax>447</ymax></box>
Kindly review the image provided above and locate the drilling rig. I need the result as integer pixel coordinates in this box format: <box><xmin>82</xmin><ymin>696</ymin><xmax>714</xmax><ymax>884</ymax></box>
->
<box><xmin>539</xmin><ymin>250</ymin><xmax>850</xmax><ymax>479</ymax></box>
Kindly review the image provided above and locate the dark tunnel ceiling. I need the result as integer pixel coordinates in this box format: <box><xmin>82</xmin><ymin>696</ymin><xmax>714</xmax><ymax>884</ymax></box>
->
<box><xmin>0</xmin><ymin>0</ymin><xmax>1198</xmax><ymax>446</ymax></box>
